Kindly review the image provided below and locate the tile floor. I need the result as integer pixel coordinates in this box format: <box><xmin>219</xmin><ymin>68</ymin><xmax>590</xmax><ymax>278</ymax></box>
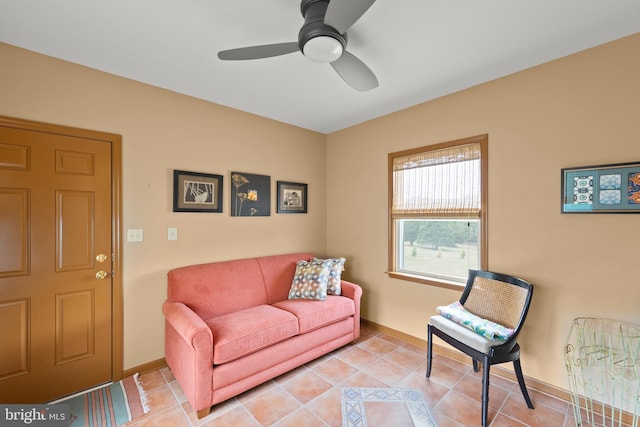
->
<box><xmin>126</xmin><ymin>325</ymin><xmax>582</xmax><ymax>426</ymax></box>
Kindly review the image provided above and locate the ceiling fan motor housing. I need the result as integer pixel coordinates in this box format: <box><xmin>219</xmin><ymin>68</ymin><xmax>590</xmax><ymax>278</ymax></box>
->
<box><xmin>217</xmin><ymin>0</ymin><xmax>378</xmax><ymax>91</ymax></box>
<box><xmin>299</xmin><ymin>0</ymin><xmax>347</xmax><ymax>58</ymax></box>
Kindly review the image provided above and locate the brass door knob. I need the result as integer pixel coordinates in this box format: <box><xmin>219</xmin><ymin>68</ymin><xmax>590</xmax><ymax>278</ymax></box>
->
<box><xmin>96</xmin><ymin>254</ymin><xmax>108</xmax><ymax>263</ymax></box>
<box><xmin>96</xmin><ymin>271</ymin><xmax>108</xmax><ymax>280</ymax></box>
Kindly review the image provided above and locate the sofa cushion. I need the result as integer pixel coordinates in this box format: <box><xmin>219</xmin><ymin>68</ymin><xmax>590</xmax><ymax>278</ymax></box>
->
<box><xmin>288</xmin><ymin>259</ymin><xmax>332</xmax><ymax>300</ymax></box>
<box><xmin>205</xmin><ymin>305</ymin><xmax>299</xmax><ymax>365</ymax></box>
<box><xmin>167</xmin><ymin>258</ymin><xmax>268</xmax><ymax>319</ymax></box>
<box><xmin>313</xmin><ymin>257</ymin><xmax>346</xmax><ymax>295</ymax></box>
<box><xmin>272</xmin><ymin>295</ymin><xmax>355</xmax><ymax>334</ymax></box>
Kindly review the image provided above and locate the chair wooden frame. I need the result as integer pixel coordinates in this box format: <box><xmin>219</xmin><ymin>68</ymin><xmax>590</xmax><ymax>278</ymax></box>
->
<box><xmin>426</xmin><ymin>270</ymin><xmax>535</xmax><ymax>427</ymax></box>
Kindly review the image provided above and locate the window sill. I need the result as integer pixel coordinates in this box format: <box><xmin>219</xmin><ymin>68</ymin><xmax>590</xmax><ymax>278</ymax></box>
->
<box><xmin>386</xmin><ymin>271</ymin><xmax>464</xmax><ymax>291</ymax></box>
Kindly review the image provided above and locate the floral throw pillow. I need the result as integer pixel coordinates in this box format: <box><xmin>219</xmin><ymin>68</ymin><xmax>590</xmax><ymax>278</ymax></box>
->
<box><xmin>437</xmin><ymin>301</ymin><xmax>515</xmax><ymax>341</ymax></box>
<box><xmin>288</xmin><ymin>259</ymin><xmax>332</xmax><ymax>300</ymax></box>
<box><xmin>313</xmin><ymin>257</ymin><xmax>346</xmax><ymax>295</ymax></box>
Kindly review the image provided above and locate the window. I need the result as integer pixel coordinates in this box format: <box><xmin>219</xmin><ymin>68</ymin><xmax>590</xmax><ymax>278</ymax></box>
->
<box><xmin>388</xmin><ymin>135</ymin><xmax>488</xmax><ymax>289</ymax></box>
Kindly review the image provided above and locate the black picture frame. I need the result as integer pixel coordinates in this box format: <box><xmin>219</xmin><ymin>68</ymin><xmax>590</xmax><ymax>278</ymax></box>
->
<box><xmin>173</xmin><ymin>170</ymin><xmax>223</xmax><ymax>213</ymax></box>
<box><xmin>561</xmin><ymin>161</ymin><xmax>640</xmax><ymax>213</ymax></box>
<box><xmin>277</xmin><ymin>181</ymin><xmax>308</xmax><ymax>213</ymax></box>
<box><xmin>231</xmin><ymin>172</ymin><xmax>271</xmax><ymax>216</ymax></box>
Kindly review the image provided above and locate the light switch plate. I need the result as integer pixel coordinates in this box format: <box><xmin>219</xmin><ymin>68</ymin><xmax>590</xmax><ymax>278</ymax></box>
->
<box><xmin>168</xmin><ymin>227</ymin><xmax>178</xmax><ymax>241</ymax></box>
<box><xmin>127</xmin><ymin>229</ymin><xmax>143</xmax><ymax>242</ymax></box>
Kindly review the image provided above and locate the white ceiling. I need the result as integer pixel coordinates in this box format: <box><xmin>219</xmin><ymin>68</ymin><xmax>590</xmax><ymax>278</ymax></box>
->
<box><xmin>1</xmin><ymin>0</ymin><xmax>639</xmax><ymax>133</ymax></box>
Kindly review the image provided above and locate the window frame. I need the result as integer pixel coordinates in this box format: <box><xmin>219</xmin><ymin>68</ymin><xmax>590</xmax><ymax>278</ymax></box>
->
<box><xmin>387</xmin><ymin>135</ymin><xmax>488</xmax><ymax>290</ymax></box>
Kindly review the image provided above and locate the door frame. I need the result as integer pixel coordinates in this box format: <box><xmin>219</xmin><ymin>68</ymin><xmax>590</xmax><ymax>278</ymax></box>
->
<box><xmin>0</xmin><ymin>114</ymin><xmax>124</xmax><ymax>381</ymax></box>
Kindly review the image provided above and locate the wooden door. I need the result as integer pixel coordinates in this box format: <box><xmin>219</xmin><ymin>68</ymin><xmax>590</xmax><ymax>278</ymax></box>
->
<box><xmin>0</xmin><ymin>118</ymin><xmax>118</xmax><ymax>402</ymax></box>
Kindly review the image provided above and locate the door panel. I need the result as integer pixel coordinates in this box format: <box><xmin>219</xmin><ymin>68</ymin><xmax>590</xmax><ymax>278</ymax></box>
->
<box><xmin>0</xmin><ymin>188</ymin><xmax>30</xmax><ymax>277</ymax></box>
<box><xmin>55</xmin><ymin>290</ymin><xmax>95</xmax><ymax>364</ymax></box>
<box><xmin>0</xmin><ymin>122</ymin><xmax>114</xmax><ymax>403</ymax></box>
<box><xmin>0</xmin><ymin>142</ymin><xmax>30</xmax><ymax>170</ymax></box>
<box><xmin>0</xmin><ymin>299</ymin><xmax>29</xmax><ymax>379</ymax></box>
<box><xmin>56</xmin><ymin>190</ymin><xmax>95</xmax><ymax>271</ymax></box>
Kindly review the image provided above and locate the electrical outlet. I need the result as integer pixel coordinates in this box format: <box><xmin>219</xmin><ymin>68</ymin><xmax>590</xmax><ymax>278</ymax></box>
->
<box><xmin>127</xmin><ymin>228</ymin><xmax>144</xmax><ymax>242</ymax></box>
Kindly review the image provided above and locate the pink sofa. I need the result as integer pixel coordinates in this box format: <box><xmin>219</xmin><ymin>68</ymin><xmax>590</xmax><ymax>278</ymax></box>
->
<box><xmin>162</xmin><ymin>253</ymin><xmax>362</xmax><ymax>418</ymax></box>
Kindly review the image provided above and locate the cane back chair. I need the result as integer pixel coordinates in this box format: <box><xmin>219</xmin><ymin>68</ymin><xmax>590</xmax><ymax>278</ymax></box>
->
<box><xmin>426</xmin><ymin>269</ymin><xmax>534</xmax><ymax>427</ymax></box>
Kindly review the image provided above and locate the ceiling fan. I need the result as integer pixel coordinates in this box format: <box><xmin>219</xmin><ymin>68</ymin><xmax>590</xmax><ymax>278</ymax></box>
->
<box><xmin>217</xmin><ymin>0</ymin><xmax>378</xmax><ymax>92</ymax></box>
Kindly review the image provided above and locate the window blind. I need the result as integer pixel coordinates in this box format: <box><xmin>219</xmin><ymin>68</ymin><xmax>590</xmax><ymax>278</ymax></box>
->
<box><xmin>392</xmin><ymin>142</ymin><xmax>481</xmax><ymax>218</ymax></box>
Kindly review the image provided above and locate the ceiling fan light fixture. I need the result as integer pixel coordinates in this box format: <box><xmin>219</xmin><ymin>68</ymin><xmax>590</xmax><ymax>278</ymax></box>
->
<box><xmin>303</xmin><ymin>35</ymin><xmax>343</xmax><ymax>63</ymax></box>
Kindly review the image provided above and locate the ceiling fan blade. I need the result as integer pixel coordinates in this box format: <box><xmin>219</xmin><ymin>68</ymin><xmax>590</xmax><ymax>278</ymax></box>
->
<box><xmin>330</xmin><ymin>51</ymin><xmax>378</xmax><ymax>92</ymax></box>
<box><xmin>218</xmin><ymin>42</ymin><xmax>299</xmax><ymax>60</ymax></box>
<box><xmin>324</xmin><ymin>0</ymin><xmax>376</xmax><ymax>34</ymax></box>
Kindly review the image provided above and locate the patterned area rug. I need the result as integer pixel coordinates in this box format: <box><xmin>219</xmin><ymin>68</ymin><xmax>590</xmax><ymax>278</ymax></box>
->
<box><xmin>341</xmin><ymin>387</ymin><xmax>437</xmax><ymax>427</ymax></box>
<box><xmin>62</xmin><ymin>373</ymin><xmax>149</xmax><ymax>426</ymax></box>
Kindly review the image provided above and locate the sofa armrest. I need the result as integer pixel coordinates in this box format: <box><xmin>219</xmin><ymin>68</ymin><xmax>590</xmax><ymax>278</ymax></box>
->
<box><xmin>163</xmin><ymin>300</ymin><xmax>212</xmax><ymax>347</ymax></box>
<box><xmin>340</xmin><ymin>280</ymin><xmax>362</xmax><ymax>340</ymax></box>
<box><xmin>162</xmin><ymin>300</ymin><xmax>213</xmax><ymax>412</ymax></box>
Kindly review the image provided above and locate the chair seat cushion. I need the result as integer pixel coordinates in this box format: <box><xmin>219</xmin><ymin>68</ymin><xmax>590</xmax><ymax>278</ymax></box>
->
<box><xmin>437</xmin><ymin>301</ymin><xmax>515</xmax><ymax>340</ymax></box>
<box><xmin>430</xmin><ymin>315</ymin><xmax>507</xmax><ymax>354</ymax></box>
<box><xmin>206</xmin><ymin>305</ymin><xmax>299</xmax><ymax>364</ymax></box>
<box><xmin>272</xmin><ymin>295</ymin><xmax>355</xmax><ymax>334</ymax></box>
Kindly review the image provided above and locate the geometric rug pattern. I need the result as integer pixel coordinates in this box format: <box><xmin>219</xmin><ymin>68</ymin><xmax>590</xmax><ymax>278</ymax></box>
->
<box><xmin>341</xmin><ymin>387</ymin><xmax>438</xmax><ymax>427</ymax></box>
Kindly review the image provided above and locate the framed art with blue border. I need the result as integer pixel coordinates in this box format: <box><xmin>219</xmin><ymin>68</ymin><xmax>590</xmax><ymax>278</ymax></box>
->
<box><xmin>561</xmin><ymin>161</ymin><xmax>640</xmax><ymax>213</ymax></box>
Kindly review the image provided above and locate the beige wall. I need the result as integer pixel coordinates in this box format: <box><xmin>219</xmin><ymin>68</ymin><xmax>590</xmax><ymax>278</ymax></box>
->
<box><xmin>327</xmin><ymin>33</ymin><xmax>640</xmax><ymax>390</ymax></box>
<box><xmin>1</xmin><ymin>33</ymin><xmax>639</xmax><ymax>392</ymax></box>
<box><xmin>0</xmin><ymin>42</ymin><xmax>327</xmax><ymax>369</ymax></box>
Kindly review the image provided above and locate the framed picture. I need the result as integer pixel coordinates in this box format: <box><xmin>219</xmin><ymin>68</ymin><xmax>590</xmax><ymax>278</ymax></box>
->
<box><xmin>561</xmin><ymin>161</ymin><xmax>640</xmax><ymax>213</ymax></box>
<box><xmin>173</xmin><ymin>170</ymin><xmax>223</xmax><ymax>213</ymax></box>
<box><xmin>231</xmin><ymin>172</ymin><xmax>270</xmax><ymax>216</ymax></box>
<box><xmin>277</xmin><ymin>181</ymin><xmax>308</xmax><ymax>213</ymax></box>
